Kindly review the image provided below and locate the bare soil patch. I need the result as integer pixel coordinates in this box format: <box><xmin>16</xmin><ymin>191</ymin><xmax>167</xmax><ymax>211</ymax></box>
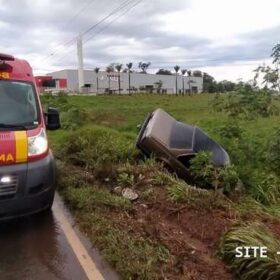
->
<box><xmin>115</xmin><ymin>187</ymin><xmax>234</xmax><ymax>279</ymax></box>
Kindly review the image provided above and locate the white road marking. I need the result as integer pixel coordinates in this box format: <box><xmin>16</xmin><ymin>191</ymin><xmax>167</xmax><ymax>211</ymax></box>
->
<box><xmin>53</xmin><ymin>198</ymin><xmax>104</xmax><ymax>280</ymax></box>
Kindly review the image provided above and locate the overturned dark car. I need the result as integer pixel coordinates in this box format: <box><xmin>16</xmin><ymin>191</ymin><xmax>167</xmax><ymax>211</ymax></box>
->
<box><xmin>136</xmin><ymin>109</ymin><xmax>230</xmax><ymax>181</ymax></box>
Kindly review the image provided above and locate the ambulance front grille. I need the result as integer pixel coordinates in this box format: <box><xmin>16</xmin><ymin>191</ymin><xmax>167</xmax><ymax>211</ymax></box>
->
<box><xmin>0</xmin><ymin>176</ymin><xmax>18</xmax><ymax>197</ymax></box>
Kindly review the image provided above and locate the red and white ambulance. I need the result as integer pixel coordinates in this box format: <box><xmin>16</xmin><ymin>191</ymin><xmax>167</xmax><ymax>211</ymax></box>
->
<box><xmin>0</xmin><ymin>53</ymin><xmax>60</xmax><ymax>220</ymax></box>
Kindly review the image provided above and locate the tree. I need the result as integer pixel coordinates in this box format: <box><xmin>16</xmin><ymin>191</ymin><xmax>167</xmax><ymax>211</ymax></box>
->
<box><xmin>192</xmin><ymin>70</ymin><xmax>203</xmax><ymax>77</ymax></box>
<box><xmin>138</xmin><ymin>62</ymin><xmax>151</xmax><ymax>74</ymax></box>
<box><xmin>203</xmin><ymin>72</ymin><xmax>216</xmax><ymax>93</ymax></box>
<box><xmin>181</xmin><ymin>69</ymin><xmax>187</xmax><ymax>95</ymax></box>
<box><xmin>94</xmin><ymin>67</ymin><xmax>100</xmax><ymax>94</ymax></box>
<box><xmin>254</xmin><ymin>65</ymin><xmax>279</xmax><ymax>91</ymax></box>
<box><xmin>272</xmin><ymin>43</ymin><xmax>280</xmax><ymax>61</ymax></box>
<box><xmin>126</xmin><ymin>62</ymin><xmax>133</xmax><ymax>95</ymax></box>
<box><xmin>106</xmin><ymin>65</ymin><xmax>114</xmax><ymax>93</ymax></box>
<box><xmin>254</xmin><ymin>44</ymin><xmax>280</xmax><ymax>92</ymax></box>
<box><xmin>187</xmin><ymin>70</ymin><xmax>192</xmax><ymax>93</ymax></box>
<box><xmin>174</xmin><ymin>65</ymin><xmax>180</xmax><ymax>95</ymax></box>
<box><xmin>156</xmin><ymin>69</ymin><xmax>172</xmax><ymax>75</ymax></box>
<box><xmin>115</xmin><ymin>64</ymin><xmax>123</xmax><ymax>95</ymax></box>
<box><xmin>220</xmin><ymin>80</ymin><xmax>235</xmax><ymax>92</ymax></box>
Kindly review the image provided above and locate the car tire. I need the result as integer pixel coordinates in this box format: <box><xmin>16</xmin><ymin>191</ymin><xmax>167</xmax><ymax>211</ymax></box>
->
<box><xmin>156</xmin><ymin>158</ymin><xmax>175</xmax><ymax>173</ymax></box>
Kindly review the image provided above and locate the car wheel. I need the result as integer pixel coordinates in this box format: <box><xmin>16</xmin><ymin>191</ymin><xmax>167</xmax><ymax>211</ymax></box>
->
<box><xmin>156</xmin><ymin>158</ymin><xmax>175</xmax><ymax>173</ymax></box>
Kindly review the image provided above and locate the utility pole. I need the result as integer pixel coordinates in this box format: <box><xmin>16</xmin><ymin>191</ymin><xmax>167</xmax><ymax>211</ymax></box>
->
<box><xmin>77</xmin><ymin>33</ymin><xmax>84</xmax><ymax>93</ymax></box>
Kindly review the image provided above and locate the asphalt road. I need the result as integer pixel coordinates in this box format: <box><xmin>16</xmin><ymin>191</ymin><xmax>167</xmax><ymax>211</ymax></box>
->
<box><xmin>0</xmin><ymin>194</ymin><xmax>118</xmax><ymax>280</ymax></box>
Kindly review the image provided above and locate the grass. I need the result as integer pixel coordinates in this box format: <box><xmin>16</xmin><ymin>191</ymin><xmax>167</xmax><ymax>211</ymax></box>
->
<box><xmin>77</xmin><ymin>211</ymin><xmax>170</xmax><ymax>280</ymax></box>
<box><xmin>56</xmin><ymin>125</ymin><xmax>138</xmax><ymax>168</ymax></box>
<box><xmin>64</xmin><ymin>186</ymin><xmax>132</xmax><ymax>211</ymax></box>
<box><xmin>57</xmin><ymin>162</ymin><xmax>172</xmax><ymax>279</ymax></box>
<box><xmin>218</xmin><ymin>222</ymin><xmax>280</xmax><ymax>280</ymax></box>
<box><xmin>43</xmin><ymin>94</ymin><xmax>231</xmax><ymax>133</ymax></box>
<box><xmin>166</xmin><ymin>179</ymin><xmax>231</xmax><ymax>211</ymax></box>
<box><xmin>41</xmin><ymin>93</ymin><xmax>280</xmax><ymax>279</ymax></box>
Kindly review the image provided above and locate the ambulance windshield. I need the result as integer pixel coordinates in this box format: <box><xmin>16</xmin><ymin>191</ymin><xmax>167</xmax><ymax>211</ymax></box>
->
<box><xmin>0</xmin><ymin>81</ymin><xmax>39</xmax><ymax>128</ymax></box>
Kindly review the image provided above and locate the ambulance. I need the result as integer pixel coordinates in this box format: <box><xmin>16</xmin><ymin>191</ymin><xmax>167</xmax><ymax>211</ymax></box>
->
<box><xmin>0</xmin><ymin>53</ymin><xmax>60</xmax><ymax>220</ymax></box>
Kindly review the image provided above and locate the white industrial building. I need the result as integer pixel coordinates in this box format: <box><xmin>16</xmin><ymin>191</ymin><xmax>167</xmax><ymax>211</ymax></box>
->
<box><xmin>47</xmin><ymin>69</ymin><xmax>203</xmax><ymax>94</ymax></box>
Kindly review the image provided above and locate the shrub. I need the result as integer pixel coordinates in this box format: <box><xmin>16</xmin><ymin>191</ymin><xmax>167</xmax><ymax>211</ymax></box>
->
<box><xmin>219</xmin><ymin>222</ymin><xmax>280</xmax><ymax>280</ymax></box>
<box><xmin>211</xmin><ymin>89</ymin><xmax>279</xmax><ymax>119</ymax></box>
<box><xmin>189</xmin><ymin>151</ymin><xmax>239</xmax><ymax>192</ymax></box>
<box><xmin>41</xmin><ymin>94</ymin><xmax>72</xmax><ymax>112</ymax></box>
<box><xmin>210</xmin><ymin>94</ymin><xmax>225</xmax><ymax>113</ymax></box>
<box><xmin>217</xmin><ymin>120</ymin><xmax>243</xmax><ymax>139</ymax></box>
<box><xmin>189</xmin><ymin>151</ymin><xmax>214</xmax><ymax>188</ymax></box>
<box><xmin>266</xmin><ymin>128</ymin><xmax>280</xmax><ymax>173</ymax></box>
<box><xmin>61</xmin><ymin>108</ymin><xmax>89</xmax><ymax>130</ymax></box>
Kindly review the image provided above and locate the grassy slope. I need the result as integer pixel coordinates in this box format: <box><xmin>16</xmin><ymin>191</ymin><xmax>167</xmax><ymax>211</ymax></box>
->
<box><xmin>46</xmin><ymin>94</ymin><xmax>280</xmax><ymax>137</ymax></box>
<box><xmin>42</xmin><ymin>94</ymin><xmax>280</xmax><ymax>280</ymax></box>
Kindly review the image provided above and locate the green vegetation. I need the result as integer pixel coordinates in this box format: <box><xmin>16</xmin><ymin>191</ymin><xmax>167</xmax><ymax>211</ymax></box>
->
<box><xmin>212</xmin><ymin>89</ymin><xmax>279</xmax><ymax>119</ymax></box>
<box><xmin>57</xmin><ymin>157</ymin><xmax>172</xmax><ymax>279</ymax></box>
<box><xmin>58</xmin><ymin>126</ymin><xmax>137</xmax><ymax>167</ymax></box>
<box><xmin>80</xmin><ymin>211</ymin><xmax>170</xmax><ymax>280</ymax></box>
<box><xmin>254</xmin><ymin>44</ymin><xmax>280</xmax><ymax>92</ymax></box>
<box><xmin>266</xmin><ymin>128</ymin><xmax>280</xmax><ymax>173</ymax></box>
<box><xmin>189</xmin><ymin>151</ymin><xmax>239</xmax><ymax>193</ymax></box>
<box><xmin>219</xmin><ymin>222</ymin><xmax>280</xmax><ymax>280</ymax></box>
<box><xmin>42</xmin><ymin>93</ymin><xmax>280</xmax><ymax>279</ymax></box>
<box><xmin>166</xmin><ymin>177</ymin><xmax>231</xmax><ymax>211</ymax></box>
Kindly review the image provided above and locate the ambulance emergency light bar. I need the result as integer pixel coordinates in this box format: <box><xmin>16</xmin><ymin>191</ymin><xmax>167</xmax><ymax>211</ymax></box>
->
<box><xmin>0</xmin><ymin>53</ymin><xmax>14</xmax><ymax>71</ymax></box>
<box><xmin>0</xmin><ymin>53</ymin><xmax>15</xmax><ymax>61</ymax></box>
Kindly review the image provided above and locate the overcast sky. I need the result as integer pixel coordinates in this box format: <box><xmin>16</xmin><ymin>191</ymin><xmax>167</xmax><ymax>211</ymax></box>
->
<box><xmin>1</xmin><ymin>0</ymin><xmax>280</xmax><ymax>81</ymax></box>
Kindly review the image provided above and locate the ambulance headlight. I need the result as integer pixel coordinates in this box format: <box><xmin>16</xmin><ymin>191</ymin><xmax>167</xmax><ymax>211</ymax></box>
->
<box><xmin>28</xmin><ymin>128</ymin><xmax>48</xmax><ymax>156</ymax></box>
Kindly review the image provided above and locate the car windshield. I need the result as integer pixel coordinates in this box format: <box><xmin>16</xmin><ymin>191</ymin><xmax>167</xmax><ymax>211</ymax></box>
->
<box><xmin>0</xmin><ymin>80</ymin><xmax>39</xmax><ymax>128</ymax></box>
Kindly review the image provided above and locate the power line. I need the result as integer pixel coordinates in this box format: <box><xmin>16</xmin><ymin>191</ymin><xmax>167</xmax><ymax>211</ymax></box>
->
<box><xmin>84</xmin><ymin>0</ymin><xmax>143</xmax><ymax>45</ymax></box>
<box><xmin>49</xmin><ymin>0</ymin><xmax>143</xmax><ymax>64</ymax></box>
<box><xmin>37</xmin><ymin>0</ymin><xmax>130</xmax><ymax>64</ymax></box>
<box><xmin>40</xmin><ymin>0</ymin><xmax>138</xmax><ymax>64</ymax></box>
<box><xmin>63</xmin><ymin>0</ymin><xmax>96</xmax><ymax>30</ymax></box>
<box><xmin>82</xmin><ymin>0</ymin><xmax>134</xmax><ymax>36</ymax></box>
<box><xmin>37</xmin><ymin>0</ymin><xmax>99</xmax><ymax>64</ymax></box>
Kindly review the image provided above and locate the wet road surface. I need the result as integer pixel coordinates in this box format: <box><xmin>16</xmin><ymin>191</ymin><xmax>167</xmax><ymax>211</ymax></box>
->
<box><xmin>0</xmin><ymin>194</ymin><xmax>118</xmax><ymax>280</ymax></box>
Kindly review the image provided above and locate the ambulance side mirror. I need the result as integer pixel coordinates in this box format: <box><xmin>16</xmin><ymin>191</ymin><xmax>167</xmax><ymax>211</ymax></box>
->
<box><xmin>45</xmin><ymin>108</ymin><xmax>61</xmax><ymax>130</ymax></box>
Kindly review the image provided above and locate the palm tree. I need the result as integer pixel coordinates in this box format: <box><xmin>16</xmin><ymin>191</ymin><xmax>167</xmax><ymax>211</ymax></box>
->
<box><xmin>187</xmin><ymin>70</ymin><xmax>192</xmax><ymax>94</ymax></box>
<box><xmin>181</xmin><ymin>69</ymin><xmax>187</xmax><ymax>95</ymax></box>
<box><xmin>106</xmin><ymin>65</ymin><xmax>114</xmax><ymax>94</ymax></box>
<box><xmin>138</xmin><ymin>62</ymin><xmax>151</xmax><ymax>74</ymax></box>
<box><xmin>94</xmin><ymin>67</ymin><xmax>100</xmax><ymax>94</ymax></box>
<box><xmin>115</xmin><ymin>64</ymin><xmax>123</xmax><ymax>95</ymax></box>
<box><xmin>126</xmin><ymin>62</ymin><xmax>133</xmax><ymax>95</ymax></box>
<box><xmin>174</xmin><ymin>65</ymin><xmax>180</xmax><ymax>95</ymax></box>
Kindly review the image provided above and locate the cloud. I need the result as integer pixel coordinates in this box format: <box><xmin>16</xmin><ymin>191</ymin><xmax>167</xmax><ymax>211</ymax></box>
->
<box><xmin>0</xmin><ymin>0</ymin><xmax>279</xmax><ymax>81</ymax></box>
